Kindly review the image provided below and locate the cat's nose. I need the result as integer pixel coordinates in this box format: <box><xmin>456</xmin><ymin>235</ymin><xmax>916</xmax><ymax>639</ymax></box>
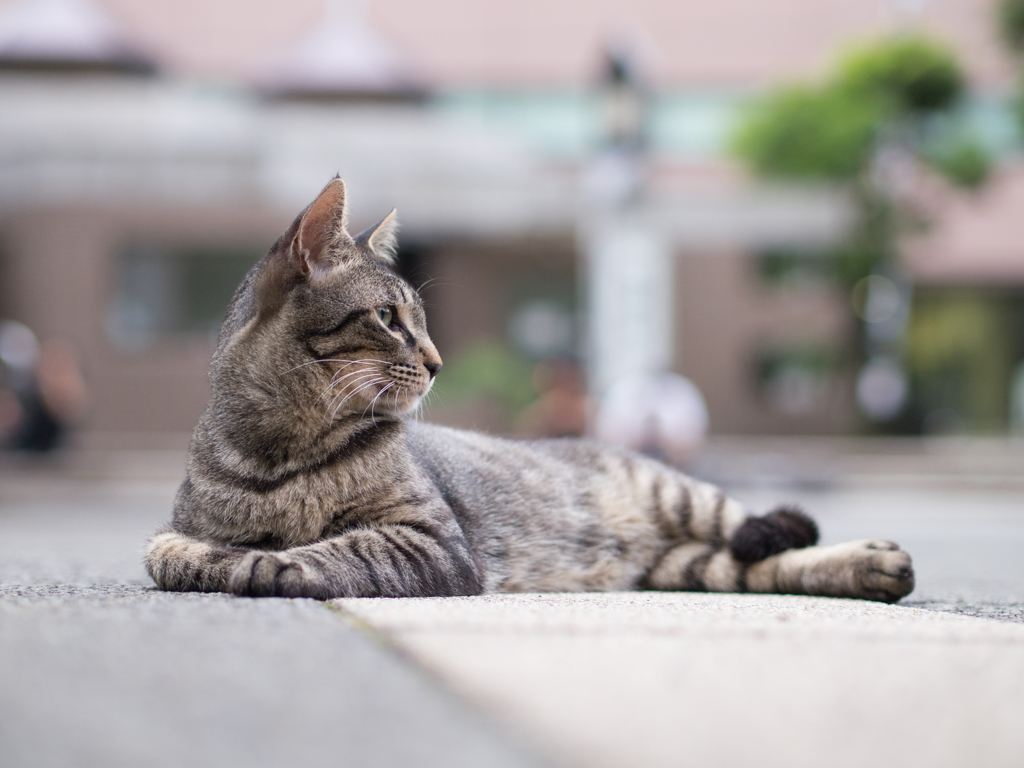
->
<box><xmin>424</xmin><ymin>360</ymin><xmax>442</xmax><ymax>378</ymax></box>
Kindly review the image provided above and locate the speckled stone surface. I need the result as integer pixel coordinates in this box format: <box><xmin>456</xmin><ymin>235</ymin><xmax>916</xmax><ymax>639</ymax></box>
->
<box><xmin>338</xmin><ymin>592</ymin><xmax>1024</xmax><ymax>768</ymax></box>
<box><xmin>3</xmin><ymin>455</ymin><xmax>1024</xmax><ymax>768</ymax></box>
<box><xmin>0</xmin><ymin>474</ymin><xmax>541</xmax><ymax>768</ymax></box>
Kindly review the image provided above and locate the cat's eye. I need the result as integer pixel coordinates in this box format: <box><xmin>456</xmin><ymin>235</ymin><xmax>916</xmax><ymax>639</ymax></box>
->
<box><xmin>377</xmin><ymin>307</ymin><xmax>394</xmax><ymax>327</ymax></box>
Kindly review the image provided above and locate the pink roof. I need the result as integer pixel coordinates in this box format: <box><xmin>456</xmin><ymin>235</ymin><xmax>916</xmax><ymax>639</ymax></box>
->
<box><xmin>0</xmin><ymin>0</ymin><xmax>1011</xmax><ymax>88</ymax></box>
<box><xmin>0</xmin><ymin>0</ymin><xmax>147</xmax><ymax>65</ymax></box>
<box><xmin>253</xmin><ymin>0</ymin><xmax>416</xmax><ymax>95</ymax></box>
<box><xmin>905</xmin><ymin>163</ymin><xmax>1024</xmax><ymax>285</ymax></box>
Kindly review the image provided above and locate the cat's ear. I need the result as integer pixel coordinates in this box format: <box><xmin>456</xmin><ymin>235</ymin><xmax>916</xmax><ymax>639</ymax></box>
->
<box><xmin>291</xmin><ymin>177</ymin><xmax>353</xmax><ymax>278</ymax></box>
<box><xmin>353</xmin><ymin>209</ymin><xmax>399</xmax><ymax>266</ymax></box>
<box><xmin>254</xmin><ymin>177</ymin><xmax>352</xmax><ymax>317</ymax></box>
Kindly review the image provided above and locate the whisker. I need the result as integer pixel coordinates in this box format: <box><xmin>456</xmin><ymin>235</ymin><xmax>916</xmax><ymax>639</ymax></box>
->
<box><xmin>328</xmin><ymin>377</ymin><xmax>387</xmax><ymax>423</ymax></box>
<box><xmin>395</xmin><ymin>384</ymin><xmax>408</xmax><ymax>416</ymax></box>
<box><xmin>318</xmin><ymin>370</ymin><xmax>377</xmax><ymax>408</ymax></box>
<box><xmin>319</xmin><ymin>368</ymin><xmax>372</xmax><ymax>399</ymax></box>
<box><xmin>416</xmin><ymin>388</ymin><xmax>430</xmax><ymax>420</ymax></box>
<box><xmin>323</xmin><ymin>373</ymin><xmax>382</xmax><ymax>417</ymax></box>
<box><xmin>420</xmin><ymin>384</ymin><xmax>442</xmax><ymax>421</ymax></box>
<box><xmin>415</xmin><ymin>276</ymin><xmax>453</xmax><ymax>294</ymax></box>
<box><xmin>315</xmin><ymin>367</ymin><xmax>380</xmax><ymax>405</ymax></box>
<box><xmin>322</xmin><ymin>373</ymin><xmax>378</xmax><ymax>417</ymax></box>
<box><xmin>365</xmin><ymin>382</ymin><xmax>396</xmax><ymax>425</ymax></box>
<box><xmin>324</xmin><ymin>362</ymin><xmax>383</xmax><ymax>388</ymax></box>
<box><xmin>363</xmin><ymin>381</ymin><xmax>393</xmax><ymax>417</ymax></box>
<box><xmin>324</xmin><ymin>360</ymin><xmax>385</xmax><ymax>390</ymax></box>
<box><xmin>283</xmin><ymin>357</ymin><xmax>379</xmax><ymax>375</ymax></box>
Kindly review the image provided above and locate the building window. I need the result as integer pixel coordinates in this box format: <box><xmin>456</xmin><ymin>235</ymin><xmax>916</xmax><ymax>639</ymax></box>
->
<box><xmin>756</xmin><ymin>248</ymin><xmax>836</xmax><ymax>290</ymax></box>
<box><xmin>107</xmin><ymin>244</ymin><xmax>262</xmax><ymax>349</ymax></box>
<box><xmin>756</xmin><ymin>345</ymin><xmax>841</xmax><ymax>415</ymax></box>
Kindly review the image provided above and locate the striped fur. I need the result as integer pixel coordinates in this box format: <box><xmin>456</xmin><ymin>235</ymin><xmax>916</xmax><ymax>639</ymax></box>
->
<box><xmin>146</xmin><ymin>178</ymin><xmax>915</xmax><ymax>603</ymax></box>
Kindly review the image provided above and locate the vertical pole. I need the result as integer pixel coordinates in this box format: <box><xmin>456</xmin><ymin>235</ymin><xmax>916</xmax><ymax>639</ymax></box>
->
<box><xmin>584</xmin><ymin>222</ymin><xmax>672</xmax><ymax>401</ymax></box>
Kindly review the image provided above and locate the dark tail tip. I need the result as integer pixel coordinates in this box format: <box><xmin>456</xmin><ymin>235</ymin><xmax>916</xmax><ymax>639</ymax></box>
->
<box><xmin>729</xmin><ymin>505</ymin><xmax>819</xmax><ymax>564</ymax></box>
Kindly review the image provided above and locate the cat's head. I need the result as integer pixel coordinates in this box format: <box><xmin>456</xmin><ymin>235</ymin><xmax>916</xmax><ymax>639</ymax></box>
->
<box><xmin>213</xmin><ymin>177</ymin><xmax>441</xmax><ymax>430</ymax></box>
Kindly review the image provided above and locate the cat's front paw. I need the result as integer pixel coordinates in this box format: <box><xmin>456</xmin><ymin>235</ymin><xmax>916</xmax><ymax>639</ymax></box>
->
<box><xmin>229</xmin><ymin>551</ymin><xmax>320</xmax><ymax>598</ymax></box>
<box><xmin>824</xmin><ymin>539</ymin><xmax>915</xmax><ymax>603</ymax></box>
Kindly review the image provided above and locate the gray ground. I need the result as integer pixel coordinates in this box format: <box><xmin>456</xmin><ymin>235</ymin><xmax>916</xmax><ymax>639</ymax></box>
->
<box><xmin>0</xmin><ymin>456</ymin><xmax>540</xmax><ymax>768</ymax></box>
<box><xmin>1</xmin><ymin>444</ymin><xmax>1022</xmax><ymax>768</ymax></box>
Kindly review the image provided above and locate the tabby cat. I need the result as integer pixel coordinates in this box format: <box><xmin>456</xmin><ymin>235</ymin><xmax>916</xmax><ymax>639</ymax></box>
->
<box><xmin>146</xmin><ymin>178</ymin><xmax>915</xmax><ymax>603</ymax></box>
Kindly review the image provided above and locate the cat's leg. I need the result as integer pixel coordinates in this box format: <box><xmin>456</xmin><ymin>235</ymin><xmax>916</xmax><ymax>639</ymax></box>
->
<box><xmin>146</xmin><ymin>527</ymin><xmax>248</xmax><ymax>593</ymax></box>
<box><xmin>729</xmin><ymin>501</ymin><xmax>914</xmax><ymax>601</ymax></box>
<box><xmin>646</xmin><ymin>534</ymin><xmax>914</xmax><ymax>603</ymax></box>
<box><xmin>645</xmin><ymin>479</ymin><xmax>914</xmax><ymax>601</ymax></box>
<box><xmin>645</xmin><ymin>472</ymin><xmax>817</xmax><ymax>575</ymax></box>
<box><xmin>226</xmin><ymin>521</ymin><xmax>482</xmax><ymax>599</ymax></box>
<box><xmin>651</xmin><ymin>473</ymin><xmax>818</xmax><ymax>558</ymax></box>
<box><xmin>744</xmin><ymin>539</ymin><xmax>914</xmax><ymax>602</ymax></box>
<box><xmin>644</xmin><ymin>484</ymin><xmax>818</xmax><ymax>593</ymax></box>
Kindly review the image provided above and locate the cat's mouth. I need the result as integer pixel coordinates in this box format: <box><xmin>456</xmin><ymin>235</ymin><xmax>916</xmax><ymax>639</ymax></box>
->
<box><xmin>385</xmin><ymin>377</ymin><xmax>432</xmax><ymax>414</ymax></box>
<box><xmin>378</xmin><ymin>362</ymin><xmax>432</xmax><ymax>414</ymax></box>
<box><xmin>316</xmin><ymin>359</ymin><xmax>430</xmax><ymax>420</ymax></box>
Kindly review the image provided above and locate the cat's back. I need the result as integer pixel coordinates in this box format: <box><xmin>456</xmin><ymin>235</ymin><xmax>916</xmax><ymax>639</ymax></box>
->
<box><xmin>404</xmin><ymin>420</ymin><xmax>614</xmax><ymax>487</ymax></box>
<box><xmin>403</xmin><ymin>420</ymin><xmax>644</xmax><ymax>528</ymax></box>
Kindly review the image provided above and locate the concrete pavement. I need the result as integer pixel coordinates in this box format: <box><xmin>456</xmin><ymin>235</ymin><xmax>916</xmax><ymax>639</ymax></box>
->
<box><xmin>0</xmin><ymin>585</ymin><xmax>540</xmax><ymax>768</ymax></box>
<box><xmin>0</xmin><ymin>460</ymin><xmax>543</xmax><ymax>768</ymax></box>
<box><xmin>338</xmin><ymin>592</ymin><xmax>1024</xmax><ymax>768</ymax></box>
<box><xmin>1</xmin><ymin>445</ymin><xmax>1023</xmax><ymax>768</ymax></box>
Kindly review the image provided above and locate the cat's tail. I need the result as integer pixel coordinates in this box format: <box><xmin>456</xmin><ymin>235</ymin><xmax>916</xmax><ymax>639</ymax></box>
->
<box><xmin>146</xmin><ymin>527</ymin><xmax>243</xmax><ymax>593</ymax></box>
<box><xmin>728</xmin><ymin>505</ymin><xmax>819</xmax><ymax>564</ymax></box>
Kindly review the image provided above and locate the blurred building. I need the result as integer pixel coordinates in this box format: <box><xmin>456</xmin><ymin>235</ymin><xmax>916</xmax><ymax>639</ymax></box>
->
<box><xmin>0</xmin><ymin>0</ymin><xmax>1019</xmax><ymax>446</ymax></box>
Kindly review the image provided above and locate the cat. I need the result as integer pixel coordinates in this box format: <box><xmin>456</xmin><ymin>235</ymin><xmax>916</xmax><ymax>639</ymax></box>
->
<box><xmin>146</xmin><ymin>177</ymin><xmax>915</xmax><ymax>603</ymax></box>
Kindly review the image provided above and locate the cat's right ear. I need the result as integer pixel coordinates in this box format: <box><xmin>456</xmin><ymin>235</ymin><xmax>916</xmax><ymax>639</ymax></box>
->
<box><xmin>354</xmin><ymin>209</ymin><xmax>399</xmax><ymax>266</ymax></box>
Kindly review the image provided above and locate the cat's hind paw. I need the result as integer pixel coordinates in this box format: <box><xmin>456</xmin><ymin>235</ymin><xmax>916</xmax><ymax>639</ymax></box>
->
<box><xmin>820</xmin><ymin>539</ymin><xmax>915</xmax><ymax>603</ymax></box>
<box><xmin>750</xmin><ymin>538</ymin><xmax>916</xmax><ymax>603</ymax></box>
<box><xmin>849</xmin><ymin>539</ymin><xmax>915</xmax><ymax>603</ymax></box>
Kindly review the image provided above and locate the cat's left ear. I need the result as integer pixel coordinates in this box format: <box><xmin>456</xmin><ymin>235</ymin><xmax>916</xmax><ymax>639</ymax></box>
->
<box><xmin>292</xmin><ymin>177</ymin><xmax>354</xmax><ymax>278</ymax></box>
<box><xmin>354</xmin><ymin>209</ymin><xmax>399</xmax><ymax>266</ymax></box>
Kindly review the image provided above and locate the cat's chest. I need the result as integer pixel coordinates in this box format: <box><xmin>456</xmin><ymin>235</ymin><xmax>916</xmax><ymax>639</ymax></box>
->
<box><xmin>247</xmin><ymin>468</ymin><xmax>364</xmax><ymax>545</ymax></box>
<box><xmin>238</xmin><ymin>459</ymin><xmax>405</xmax><ymax>547</ymax></box>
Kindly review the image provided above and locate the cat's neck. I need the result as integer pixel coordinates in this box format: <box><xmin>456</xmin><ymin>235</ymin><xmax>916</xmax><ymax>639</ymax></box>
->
<box><xmin>197</xmin><ymin>396</ymin><xmax>406</xmax><ymax>482</ymax></box>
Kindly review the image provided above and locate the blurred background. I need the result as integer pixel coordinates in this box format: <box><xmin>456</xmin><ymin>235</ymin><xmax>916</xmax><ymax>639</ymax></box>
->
<box><xmin>1</xmin><ymin>0</ymin><xmax>1024</xmax><ymax>455</ymax></box>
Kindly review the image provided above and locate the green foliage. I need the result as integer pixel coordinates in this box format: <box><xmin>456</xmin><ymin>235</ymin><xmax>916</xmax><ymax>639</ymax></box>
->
<box><xmin>757</xmin><ymin>249</ymin><xmax>837</xmax><ymax>286</ymax></box>
<box><xmin>732</xmin><ymin>37</ymin><xmax>968</xmax><ymax>183</ymax></box>
<box><xmin>430</xmin><ymin>342</ymin><xmax>537</xmax><ymax>412</ymax></box>
<box><xmin>757</xmin><ymin>344</ymin><xmax>839</xmax><ymax>379</ymax></box>
<box><xmin>926</xmin><ymin>136</ymin><xmax>992</xmax><ymax>188</ymax></box>
<box><xmin>731</xmin><ymin>86</ymin><xmax>880</xmax><ymax>180</ymax></box>
<box><xmin>1000</xmin><ymin>0</ymin><xmax>1024</xmax><ymax>138</ymax></box>
<box><xmin>999</xmin><ymin>0</ymin><xmax>1024</xmax><ymax>53</ymax></box>
<box><xmin>838</xmin><ymin>36</ymin><xmax>964</xmax><ymax>112</ymax></box>
<box><xmin>830</xmin><ymin>189</ymin><xmax>895</xmax><ymax>287</ymax></box>
<box><xmin>732</xmin><ymin>33</ymin><xmax>991</xmax><ymax>435</ymax></box>
<box><xmin>906</xmin><ymin>292</ymin><xmax>1017</xmax><ymax>431</ymax></box>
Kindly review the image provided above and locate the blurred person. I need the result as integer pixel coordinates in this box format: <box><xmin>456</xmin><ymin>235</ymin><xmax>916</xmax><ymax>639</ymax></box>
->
<box><xmin>0</xmin><ymin>321</ymin><xmax>87</xmax><ymax>452</ymax></box>
<box><xmin>595</xmin><ymin>373</ymin><xmax>708</xmax><ymax>465</ymax></box>
<box><xmin>517</xmin><ymin>357</ymin><xmax>589</xmax><ymax>438</ymax></box>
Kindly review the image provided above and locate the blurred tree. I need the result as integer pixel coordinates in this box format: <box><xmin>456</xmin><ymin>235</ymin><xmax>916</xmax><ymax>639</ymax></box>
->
<box><xmin>838</xmin><ymin>36</ymin><xmax>963</xmax><ymax>112</ymax></box>
<box><xmin>733</xmin><ymin>35</ymin><xmax>986</xmax><ymax>201</ymax></box>
<box><xmin>732</xmin><ymin>86</ymin><xmax>880</xmax><ymax>181</ymax></box>
<box><xmin>998</xmin><ymin>0</ymin><xmax>1024</xmax><ymax>134</ymax></box>
<box><xmin>428</xmin><ymin>341</ymin><xmax>538</xmax><ymax>422</ymax></box>
<box><xmin>925</xmin><ymin>136</ymin><xmax>992</xmax><ymax>189</ymax></box>
<box><xmin>998</xmin><ymin>0</ymin><xmax>1024</xmax><ymax>52</ymax></box>
<box><xmin>731</xmin><ymin>35</ymin><xmax>991</xmax><ymax>430</ymax></box>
